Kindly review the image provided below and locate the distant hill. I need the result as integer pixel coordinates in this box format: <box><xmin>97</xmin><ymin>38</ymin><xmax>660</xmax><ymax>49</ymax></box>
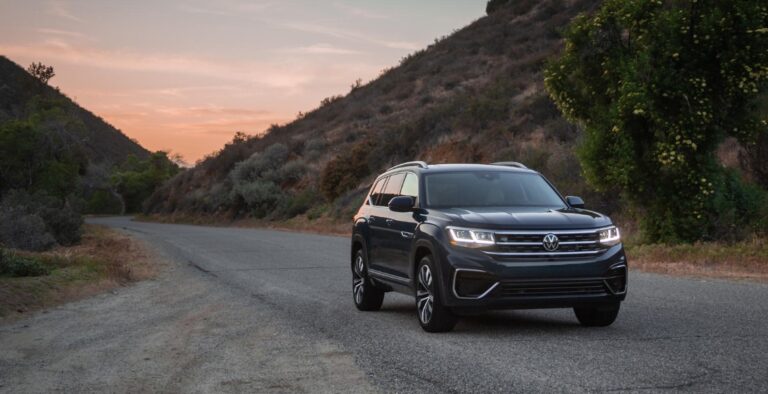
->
<box><xmin>0</xmin><ymin>56</ymin><xmax>150</xmax><ymax>165</ymax></box>
<box><xmin>146</xmin><ymin>0</ymin><xmax>611</xmax><ymax>219</ymax></box>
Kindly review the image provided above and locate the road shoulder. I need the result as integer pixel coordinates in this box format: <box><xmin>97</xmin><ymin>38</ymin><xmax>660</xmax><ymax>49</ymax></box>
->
<box><xmin>0</xmin><ymin>227</ymin><xmax>376</xmax><ymax>393</ymax></box>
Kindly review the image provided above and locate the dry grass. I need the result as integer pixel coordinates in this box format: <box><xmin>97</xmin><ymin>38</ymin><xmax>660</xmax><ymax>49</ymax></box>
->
<box><xmin>626</xmin><ymin>237</ymin><xmax>768</xmax><ymax>282</ymax></box>
<box><xmin>0</xmin><ymin>224</ymin><xmax>160</xmax><ymax>320</ymax></box>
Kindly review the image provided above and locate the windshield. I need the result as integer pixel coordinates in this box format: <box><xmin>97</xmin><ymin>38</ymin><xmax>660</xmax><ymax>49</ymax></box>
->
<box><xmin>424</xmin><ymin>171</ymin><xmax>566</xmax><ymax>208</ymax></box>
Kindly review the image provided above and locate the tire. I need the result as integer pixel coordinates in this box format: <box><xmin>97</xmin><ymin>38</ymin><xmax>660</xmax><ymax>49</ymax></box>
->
<box><xmin>574</xmin><ymin>302</ymin><xmax>620</xmax><ymax>327</ymax></box>
<box><xmin>415</xmin><ymin>256</ymin><xmax>457</xmax><ymax>332</ymax></box>
<box><xmin>352</xmin><ymin>249</ymin><xmax>384</xmax><ymax>311</ymax></box>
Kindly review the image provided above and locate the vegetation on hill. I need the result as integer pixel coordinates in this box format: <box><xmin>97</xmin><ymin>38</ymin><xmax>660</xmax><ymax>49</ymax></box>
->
<box><xmin>545</xmin><ymin>0</ymin><xmax>768</xmax><ymax>242</ymax></box>
<box><xmin>0</xmin><ymin>57</ymin><xmax>177</xmax><ymax>251</ymax></box>
<box><xmin>146</xmin><ymin>0</ymin><xmax>607</xmax><ymax>219</ymax></box>
<box><xmin>146</xmin><ymin>0</ymin><xmax>767</xmax><ymax>246</ymax></box>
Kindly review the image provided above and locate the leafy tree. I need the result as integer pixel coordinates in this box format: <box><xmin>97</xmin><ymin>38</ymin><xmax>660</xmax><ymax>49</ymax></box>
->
<box><xmin>27</xmin><ymin>62</ymin><xmax>55</xmax><ymax>84</ymax></box>
<box><xmin>111</xmin><ymin>152</ymin><xmax>180</xmax><ymax>213</ymax></box>
<box><xmin>545</xmin><ymin>0</ymin><xmax>768</xmax><ymax>242</ymax></box>
<box><xmin>0</xmin><ymin>119</ymin><xmax>85</xmax><ymax>199</ymax></box>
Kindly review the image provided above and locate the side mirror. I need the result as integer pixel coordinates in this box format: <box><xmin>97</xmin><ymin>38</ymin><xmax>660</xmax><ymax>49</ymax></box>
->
<box><xmin>388</xmin><ymin>196</ymin><xmax>415</xmax><ymax>212</ymax></box>
<box><xmin>566</xmin><ymin>195</ymin><xmax>585</xmax><ymax>209</ymax></box>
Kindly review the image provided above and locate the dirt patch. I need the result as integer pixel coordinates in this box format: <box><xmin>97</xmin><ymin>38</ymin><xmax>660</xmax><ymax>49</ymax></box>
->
<box><xmin>0</xmin><ymin>224</ymin><xmax>161</xmax><ymax>320</ymax></box>
<box><xmin>626</xmin><ymin>238</ymin><xmax>768</xmax><ymax>282</ymax></box>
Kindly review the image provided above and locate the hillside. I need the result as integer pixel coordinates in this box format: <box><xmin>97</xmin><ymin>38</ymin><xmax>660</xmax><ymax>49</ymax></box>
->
<box><xmin>145</xmin><ymin>0</ymin><xmax>609</xmax><ymax>220</ymax></box>
<box><xmin>0</xmin><ymin>56</ymin><xmax>149</xmax><ymax>165</ymax></box>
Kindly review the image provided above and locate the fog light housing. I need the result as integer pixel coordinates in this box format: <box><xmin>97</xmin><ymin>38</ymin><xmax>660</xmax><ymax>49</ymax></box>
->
<box><xmin>453</xmin><ymin>269</ymin><xmax>498</xmax><ymax>299</ymax></box>
<box><xmin>604</xmin><ymin>265</ymin><xmax>627</xmax><ymax>294</ymax></box>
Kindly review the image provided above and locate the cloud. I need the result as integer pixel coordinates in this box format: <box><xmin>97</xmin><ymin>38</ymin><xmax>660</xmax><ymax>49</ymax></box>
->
<box><xmin>281</xmin><ymin>43</ymin><xmax>362</xmax><ymax>55</ymax></box>
<box><xmin>179</xmin><ymin>1</ymin><xmax>275</xmax><ymax>17</ymax></box>
<box><xmin>276</xmin><ymin>21</ymin><xmax>421</xmax><ymax>51</ymax></box>
<box><xmin>0</xmin><ymin>40</ymin><xmax>315</xmax><ymax>89</ymax></box>
<box><xmin>46</xmin><ymin>0</ymin><xmax>83</xmax><ymax>22</ymax></box>
<box><xmin>333</xmin><ymin>2</ymin><xmax>389</xmax><ymax>20</ymax></box>
<box><xmin>36</xmin><ymin>28</ymin><xmax>87</xmax><ymax>39</ymax></box>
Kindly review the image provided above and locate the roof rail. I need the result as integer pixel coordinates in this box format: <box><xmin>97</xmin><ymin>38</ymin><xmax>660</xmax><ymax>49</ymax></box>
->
<box><xmin>490</xmin><ymin>161</ymin><xmax>528</xmax><ymax>169</ymax></box>
<box><xmin>387</xmin><ymin>161</ymin><xmax>428</xmax><ymax>171</ymax></box>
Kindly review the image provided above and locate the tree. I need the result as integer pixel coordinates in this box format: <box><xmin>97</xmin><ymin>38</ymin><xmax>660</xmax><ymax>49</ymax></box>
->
<box><xmin>27</xmin><ymin>62</ymin><xmax>55</xmax><ymax>85</ymax></box>
<box><xmin>111</xmin><ymin>152</ymin><xmax>180</xmax><ymax>213</ymax></box>
<box><xmin>545</xmin><ymin>0</ymin><xmax>768</xmax><ymax>242</ymax></box>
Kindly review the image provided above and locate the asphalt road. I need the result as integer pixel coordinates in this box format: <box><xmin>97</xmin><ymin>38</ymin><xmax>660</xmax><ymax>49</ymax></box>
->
<box><xmin>3</xmin><ymin>217</ymin><xmax>768</xmax><ymax>393</ymax></box>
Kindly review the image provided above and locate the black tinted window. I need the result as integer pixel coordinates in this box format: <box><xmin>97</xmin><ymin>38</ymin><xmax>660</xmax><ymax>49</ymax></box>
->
<box><xmin>380</xmin><ymin>173</ymin><xmax>405</xmax><ymax>206</ymax></box>
<box><xmin>368</xmin><ymin>178</ymin><xmax>386</xmax><ymax>205</ymax></box>
<box><xmin>424</xmin><ymin>171</ymin><xmax>566</xmax><ymax>208</ymax></box>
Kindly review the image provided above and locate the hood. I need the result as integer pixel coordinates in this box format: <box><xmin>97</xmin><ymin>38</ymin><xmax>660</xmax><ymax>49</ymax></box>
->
<box><xmin>434</xmin><ymin>206</ymin><xmax>611</xmax><ymax>230</ymax></box>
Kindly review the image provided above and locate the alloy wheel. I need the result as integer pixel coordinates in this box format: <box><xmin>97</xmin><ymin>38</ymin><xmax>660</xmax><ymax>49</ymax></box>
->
<box><xmin>353</xmin><ymin>254</ymin><xmax>365</xmax><ymax>305</ymax></box>
<box><xmin>416</xmin><ymin>264</ymin><xmax>434</xmax><ymax>324</ymax></box>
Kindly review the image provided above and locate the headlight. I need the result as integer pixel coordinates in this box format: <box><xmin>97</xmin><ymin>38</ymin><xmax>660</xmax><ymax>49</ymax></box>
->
<box><xmin>447</xmin><ymin>227</ymin><xmax>495</xmax><ymax>246</ymax></box>
<box><xmin>598</xmin><ymin>226</ymin><xmax>621</xmax><ymax>246</ymax></box>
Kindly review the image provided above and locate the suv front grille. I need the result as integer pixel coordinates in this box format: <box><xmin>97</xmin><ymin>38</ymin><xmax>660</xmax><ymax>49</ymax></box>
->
<box><xmin>498</xmin><ymin>278</ymin><xmax>608</xmax><ymax>297</ymax></box>
<box><xmin>484</xmin><ymin>229</ymin><xmax>607</xmax><ymax>259</ymax></box>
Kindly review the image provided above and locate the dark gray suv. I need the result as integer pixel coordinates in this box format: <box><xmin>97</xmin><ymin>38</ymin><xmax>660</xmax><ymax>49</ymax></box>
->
<box><xmin>350</xmin><ymin>161</ymin><xmax>627</xmax><ymax>332</ymax></box>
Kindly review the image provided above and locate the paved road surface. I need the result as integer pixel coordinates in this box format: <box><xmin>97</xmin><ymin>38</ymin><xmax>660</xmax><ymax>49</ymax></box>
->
<box><xmin>2</xmin><ymin>217</ymin><xmax>767</xmax><ymax>393</ymax></box>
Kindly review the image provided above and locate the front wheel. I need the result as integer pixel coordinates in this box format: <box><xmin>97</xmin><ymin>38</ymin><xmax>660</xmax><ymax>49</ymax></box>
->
<box><xmin>415</xmin><ymin>256</ymin><xmax>457</xmax><ymax>332</ymax></box>
<box><xmin>352</xmin><ymin>249</ymin><xmax>384</xmax><ymax>311</ymax></box>
<box><xmin>574</xmin><ymin>302</ymin><xmax>620</xmax><ymax>327</ymax></box>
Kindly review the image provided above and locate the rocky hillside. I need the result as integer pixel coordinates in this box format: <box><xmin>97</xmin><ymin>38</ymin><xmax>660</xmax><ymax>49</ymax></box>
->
<box><xmin>0</xmin><ymin>56</ymin><xmax>149</xmax><ymax>165</ymax></box>
<box><xmin>146</xmin><ymin>0</ymin><xmax>611</xmax><ymax>220</ymax></box>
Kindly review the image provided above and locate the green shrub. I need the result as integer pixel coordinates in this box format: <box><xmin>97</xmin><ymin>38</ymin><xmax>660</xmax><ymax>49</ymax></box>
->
<box><xmin>232</xmin><ymin>180</ymin><xmax>283</xmax><ymax>218</ymax></box>
<box><xmin>0</xmin><ymin>190</ymin><xmax>82</xmax><ymax>250</ymax></box>
<box><xmin>85</xmin><ymin>189</ymin><xmax>124</xmax><ymax>215</ymax></box>
<box><xmin>0</xmin><ymin>209</ymin><xmax>56</xmax><ymax>251</ymax></box>
<box><xmin>279</xmin><ymin>160</ymin><xmax>307</xmax><ymax>184</ymax></box>
<box><xmin>0</xmin><ymin>249</ymin><xmax>50</xmax><ymax>277</ymax></box>
<box><xmin>545</xmin><ymin>0</ymin><xmax>768</xmax><ymax>242</ymax></box>
<box><xmin>278</xmin><ymin>189</ymin><xmax>315</xmax><ymax>218</ymax></box>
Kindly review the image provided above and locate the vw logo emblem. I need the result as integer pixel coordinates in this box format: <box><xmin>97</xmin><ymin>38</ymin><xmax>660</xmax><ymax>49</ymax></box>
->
<box><xmin>542</xmin><ymin>233</ymin><xmax>559</xmax><ymax>251</ymax></box>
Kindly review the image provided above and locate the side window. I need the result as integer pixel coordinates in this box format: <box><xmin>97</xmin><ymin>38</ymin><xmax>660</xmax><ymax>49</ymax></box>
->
<box><xmin>400</xmin><ymin>173</ymin><xmax>418</xmax><ymax>199</ymax></box>
<box><xmin>368</xmin><ymin>177</ymin><xmax>386</xmax><ymax>205</ymax></box>
<box><xmin>379</xmin><ymin>173</ymin><xmax>405</xmax><ymax>206</ymax></box>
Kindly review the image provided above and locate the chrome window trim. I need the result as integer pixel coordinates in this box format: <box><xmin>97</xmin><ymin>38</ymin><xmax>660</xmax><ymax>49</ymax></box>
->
<box><xmin>452</xmin><ymin>268</ymin><xmax>499</xmax><ymax>300</ymax></box>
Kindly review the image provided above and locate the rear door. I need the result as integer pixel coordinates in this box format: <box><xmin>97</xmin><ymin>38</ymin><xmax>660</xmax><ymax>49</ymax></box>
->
<box><xmin>388</xmin><ymin>172</ymin><xmax>420</xmax><ymax>278</ymax></box>
<box><xmin>367</xmin><ymin>176</ymin><xmax>389</xmax><ymax>270</ymax></box>
<box><xmin>375</xmin><ymin>172</ymin><xmax>406</xmax><ymax>276</ymax></box>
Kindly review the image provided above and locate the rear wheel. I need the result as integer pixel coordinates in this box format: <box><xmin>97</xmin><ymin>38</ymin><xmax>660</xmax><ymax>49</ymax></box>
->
<box><xmin>574</xmin><ymin>302</ymin><xmax>620</xmax><ymax>327</ymax></box>
<box><xmin>416</xmin><ymin>256</ymin><xmax>457</xmax><ymax>332</ymax></box>
<box><xmin>352</xmin><ymin>249</ymin><xmax>384</xmax><ymax>311</ymax></box>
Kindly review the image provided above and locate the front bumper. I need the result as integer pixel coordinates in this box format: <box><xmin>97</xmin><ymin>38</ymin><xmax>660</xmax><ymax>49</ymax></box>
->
<box><xmin>439</xmin><ymin>244</ymin><xmax>628</xmax><ymax>310</ymax></box>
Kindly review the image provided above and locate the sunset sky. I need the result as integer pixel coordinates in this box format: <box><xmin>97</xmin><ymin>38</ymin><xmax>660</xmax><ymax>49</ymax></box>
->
<box><xmin>0</xmin><ymin>0</ymin><xmax>486</xmax><ymax>162</ymax></box>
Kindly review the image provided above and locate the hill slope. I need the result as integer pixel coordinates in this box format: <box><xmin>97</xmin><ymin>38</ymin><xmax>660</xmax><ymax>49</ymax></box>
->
<box><xmin>146</xmin><ymin>0</ymin><xmax>609</xmax><ymax>220</ymax></box>
<box><xmin>0</xmin><ymin>56</ymin><xmax>149</xmax><ymax>165</ymax></box>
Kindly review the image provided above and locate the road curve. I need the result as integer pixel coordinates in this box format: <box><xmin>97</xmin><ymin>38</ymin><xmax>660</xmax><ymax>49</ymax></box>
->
<box><xmin>6</xmin><ymin>217</ymin><xmax>768</xmax><ymax>393</ymax></box>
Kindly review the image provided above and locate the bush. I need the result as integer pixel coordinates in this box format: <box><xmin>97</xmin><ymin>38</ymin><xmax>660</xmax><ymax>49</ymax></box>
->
<box><xmin>231</xmin><ymin>180</ymin><xmax>283</xmax><ymax>218</ymax></box>
<box><xmin>0</xmin><ymin>208</ymin><xmax>56</xmax><ymax>251</ymax></box>
<box><xmin>0</xmin><ymin>190</ymin><xmax>82</xmax><ymax>250</ymax></box>
<box><xmin>86</xmin><ymin>189</ymin><xmax>124</xmax><ymax>215</ymax></box>
<box><xmin>277</xmin><ymin>189</ymin><xmax>315</xmax><ymax>218</ymax></box>
<box><xmin>303</xmin><ymin>138</ymin><xmax>326</xmax><ymax>162</ymax></box>
<box><xmin>0</xmin><ymin>249</ymin><xmax>50</xmax><ymax>277</ymax></box>
<box><xmin>319</xmin><ymin>141</ymin><xmax>372</xmax><ymax>201</ymax></box>
<box><xmin>279</xmin><ymin>160</ymin><xmax>307</xmax><ymax>184</ymax></box>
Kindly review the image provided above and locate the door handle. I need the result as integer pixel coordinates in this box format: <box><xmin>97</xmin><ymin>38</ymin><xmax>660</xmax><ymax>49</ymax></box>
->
<box><xmin>386</xmin><ymin>219</ymin><xmax>394</xmax><ymax>226</ymax></box>
<box><xmin>400</xmin><ymin>231</ymin><xmax>413</xmax><ymax>239</ymax></box>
